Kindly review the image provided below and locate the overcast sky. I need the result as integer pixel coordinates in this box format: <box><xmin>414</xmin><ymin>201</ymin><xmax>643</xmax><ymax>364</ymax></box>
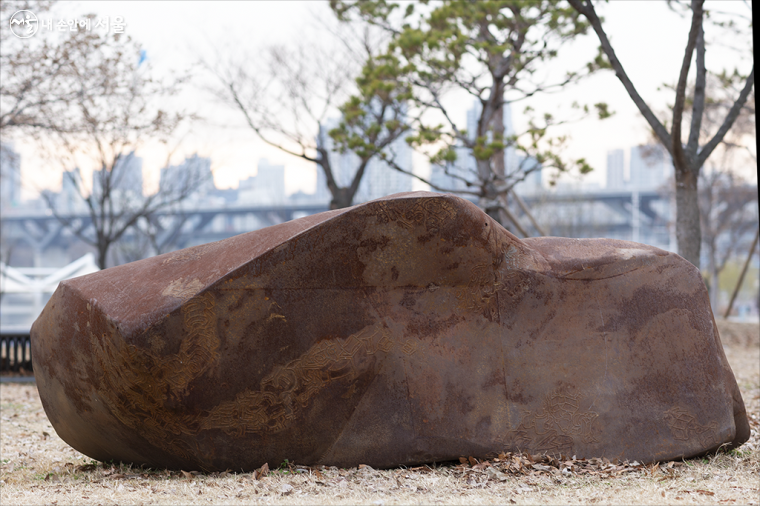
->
<box><xmin>11</xmin><ymin>1</ymin><xmax>756</xmax><ymax>197</ymax></box>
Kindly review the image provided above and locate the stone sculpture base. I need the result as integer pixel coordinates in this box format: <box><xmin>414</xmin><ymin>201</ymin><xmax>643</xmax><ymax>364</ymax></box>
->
<box><xmin>31</xmin><ymin>192</ymin><xmax>749</xmax><ymax>471</ymax></box>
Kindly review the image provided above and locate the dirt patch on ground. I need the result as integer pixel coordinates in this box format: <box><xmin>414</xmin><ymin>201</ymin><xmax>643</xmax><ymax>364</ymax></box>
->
<box><xmin>2</xmin><ymin>323</ymin><xmax>758</xmax><ymax>505</ymax></box>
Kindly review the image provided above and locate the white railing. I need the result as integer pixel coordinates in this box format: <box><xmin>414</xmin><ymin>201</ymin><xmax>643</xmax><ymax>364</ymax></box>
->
<box><xmin>0</xmin><ymin>253</ymin><xmax>100</xmax><ymax>334</ymax></box>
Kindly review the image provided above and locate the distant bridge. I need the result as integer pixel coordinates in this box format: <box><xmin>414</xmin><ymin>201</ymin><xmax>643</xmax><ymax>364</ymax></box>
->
<box><xmin>0</xmin><ymin>203</ymin><xmax>329</xmax><ymax>255</ymax></box>
<box><xmin>1</xmin><ymin>187</ymin><xmax>756</xmax><ymax>265</ymax></box>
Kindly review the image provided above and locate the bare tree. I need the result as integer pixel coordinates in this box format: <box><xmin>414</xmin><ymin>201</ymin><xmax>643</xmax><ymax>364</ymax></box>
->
<box><xmin>699</xmin><ymin>169</ymin><xmax>757</xmax><ymax>312</ymax></box>
<box><xmin>569</xmin><ymin>0</ymin><xmax>754</xmax><ymax>267</ymax></box>
<box><xmin>0</xmin><ymin>1</ymin><xmax>64</xmax><ymax>133</ymax></box>
<box><xmin>693</xmin><ymin>74</ymin><xmax>757</xmax><ymax>311</ymax></box>
<box><xmin>2</xmin><ymin>13</ymin><xmax>203</xmax><ymax>268</ymax></box>
<box><xmin>206</xmin><ymin>22</ymin><xmax>406</xmax><ymax>210</ymax></box>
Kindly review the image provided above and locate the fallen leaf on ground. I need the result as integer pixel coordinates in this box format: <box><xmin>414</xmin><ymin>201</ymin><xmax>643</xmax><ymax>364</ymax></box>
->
<box><xmin>254</xmin><ymin>462</ymin><xmax>269</xmax><ymax>480</ymax></box>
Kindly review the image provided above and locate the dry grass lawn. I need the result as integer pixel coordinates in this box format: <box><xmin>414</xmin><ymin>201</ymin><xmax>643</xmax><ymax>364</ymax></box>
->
<box><xmin>1</xmin><ymin>321</ymin><xmax>758</xmax><ymax>505</ymax></box>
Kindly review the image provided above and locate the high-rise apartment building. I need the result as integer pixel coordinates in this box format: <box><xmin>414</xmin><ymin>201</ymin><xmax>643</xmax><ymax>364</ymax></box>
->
<box><xmin>57</xmin><ymin>167</ymin><xmax>85</xmax><ymax>214</ymax></box>
<box><xmin>429</xmin><ymin>145</ymin><xmax>477</xmax><ymax>193</ymax></box>
<box><xmin>313</xmin><ymin>163</ymin><xmax>331</xmax><ymax>205</ymax></box>
<box><xmin>355</xmin><ymin>146</ymin><xmax>413</xmax><ymax>203</ymax></box>
<box><xmin>629</xmin><ymin>145</ymin><xmax>672</xmax><ymax>190</ymax></box>
<box><xmin>91</xmin><ymin>151</ymin><xmax>143</xmax><ymax>203</ymax></box>
<box><xmin>0</xmin><ymin>143</ymin><xmax>22</xmax><ymax>208</ymax></box>
<box><xmin>606</xmin><ymin>149</ymin><xmax>625</xmax><ymax>190</ymax></box>
<box><xmin>605</xmin><ymin>145</ymin><xmax>673</xmax><ymax>191</ymax></box>
<box><xmin>237</xmin><ymin>158</ymin><xmax>285</xmax><ymax>206</ymax></box>
<box><xmin>159</xmin><ymin>154</ymin><xmax>214</xmax><ymax>198</ymax></box>
<box><xmin>512</xmin><ymin>154</ymin><xmax>543</xmax><ymax>194</ymax></box>
<box><xmin>317</xmin><ymin>110</ymin><xmax>414</xmax><ymax>205</ymax></box>
<box><xmin>113</xmin><ymin>152</ymin><xmax>144</xmax><ymax>195</ymax></box>
<box><xmin>432</xmin><ymin>99</ymin><xmax>537</xmax><ymax>195</ymax></box>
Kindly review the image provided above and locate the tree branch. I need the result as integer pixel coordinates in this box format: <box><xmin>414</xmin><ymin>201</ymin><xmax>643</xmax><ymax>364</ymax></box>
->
<box><xmin>697</xmin><ymin>66</ymin><xmax>755</xmax><ymax>166</ymax></box>
<box><xmin>510</xmin><ymin>189</ymin><xmax>547</xmax><ymax>236</ymax></box>
<box><xmin>569</xmin><ymin>0</ymin><xmax>672</xmax><ymax>151</ymax></box>
<box><xmin>671</xmin><ymin>0</ymin><xmax>704</xmax><ymax>172</ymax></box>
<box><xmin>384</xmin><ymin>157</ymin><xmax>481</xmax><ymax>197</ymax></box>
<box><xmin>686</xmin><ymin>22</ymin><xmax>706</xmax><ymax>157</ymax></box>
<box><xmin>495</xmin><ymin>194</ymin><xmax>529</xmax><ymax>238</ymax></box>
<box><xmin>225</xmin><ymin>80</ymin><xmax>320</xmax><ymax>164</ymax></box>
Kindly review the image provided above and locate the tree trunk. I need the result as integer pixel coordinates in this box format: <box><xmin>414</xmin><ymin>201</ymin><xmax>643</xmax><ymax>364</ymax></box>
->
<box><xmin>97</xmin><ymin>242</ymin><xmax>109</xmax><ymax>270</ymax></box>
<box><xmin>708</xmin><ymin>249</ymin><xmax>719</xmax><ymax>313</ymax></box>
<box><xmin>330</xmin><ymin>187</ymin><xmax>355</xmax><ymax>210</ymax></box>
<box><xmin>492</xmin><ymin>79</ymin><xmax>509</xmax><ymax>231</ymax></box>
<box><xmin>674</xmin><ymin>165</ymin><xmax>701</xmax><ymax>268</ymax></box>
<box><xmin>492</xmin><ymin>89</ymin><xmax>505</xmax><ymax>183</ymax></box>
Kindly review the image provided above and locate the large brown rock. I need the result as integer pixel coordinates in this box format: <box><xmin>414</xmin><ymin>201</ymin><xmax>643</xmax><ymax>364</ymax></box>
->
<box><xmin>31</xmin><ymin>192</ymin><xmax>749</xmax><ymax>471</ymax></box>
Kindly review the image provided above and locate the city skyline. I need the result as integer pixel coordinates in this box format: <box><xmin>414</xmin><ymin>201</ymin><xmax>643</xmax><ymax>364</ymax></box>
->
<box><xmin>1</xmin><ymin>137</ymin><xmax>696</xmax><ymax>218</ymax></box>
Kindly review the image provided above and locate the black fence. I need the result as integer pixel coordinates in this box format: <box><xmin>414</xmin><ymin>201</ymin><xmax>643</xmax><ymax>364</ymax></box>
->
<box><xmin>0</xmin><ymin>334</ymin><xmax>33</xmax><ymax>374</ymax></box>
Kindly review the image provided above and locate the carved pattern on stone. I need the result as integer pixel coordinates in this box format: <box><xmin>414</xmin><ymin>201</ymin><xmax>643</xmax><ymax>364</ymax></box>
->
<box><xmin>374</xmin><ymin>199</ymin><xmax>457</xmax><ymax>231</ymax></box>
<box><xmin>456</xmin><ymin>263</ymin><xmax>501</xmax><ymax>322</ymax></box>
<box><xmin>90</xmin><ymin>292</ymin><xmax>220</xmax><ymax>463</ymax></box>
<box><xmin>88</xmin><ymin>296</ymin><xmax>418</xmax><ymax>461</ymax></box>
<box><xmin>201</xmin><ymin>323</ymin><xmax>417</xmax><ymax>436</ymax></box>
<box><xmin>510</xmin><ymin>387</ymin><xmax>599</xmax><ymax>456</ymax></box>
<box><xmin>663</xmin><ymin>407</ymin><xmax>719</xmax><ymax>448</ymax></box>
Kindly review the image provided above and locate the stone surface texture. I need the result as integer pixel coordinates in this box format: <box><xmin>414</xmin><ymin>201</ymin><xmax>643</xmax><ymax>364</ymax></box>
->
<box><xmin>31</xmin><ymin>192</ymin><xmax>749</xmax><ymax>471</ymax></box>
